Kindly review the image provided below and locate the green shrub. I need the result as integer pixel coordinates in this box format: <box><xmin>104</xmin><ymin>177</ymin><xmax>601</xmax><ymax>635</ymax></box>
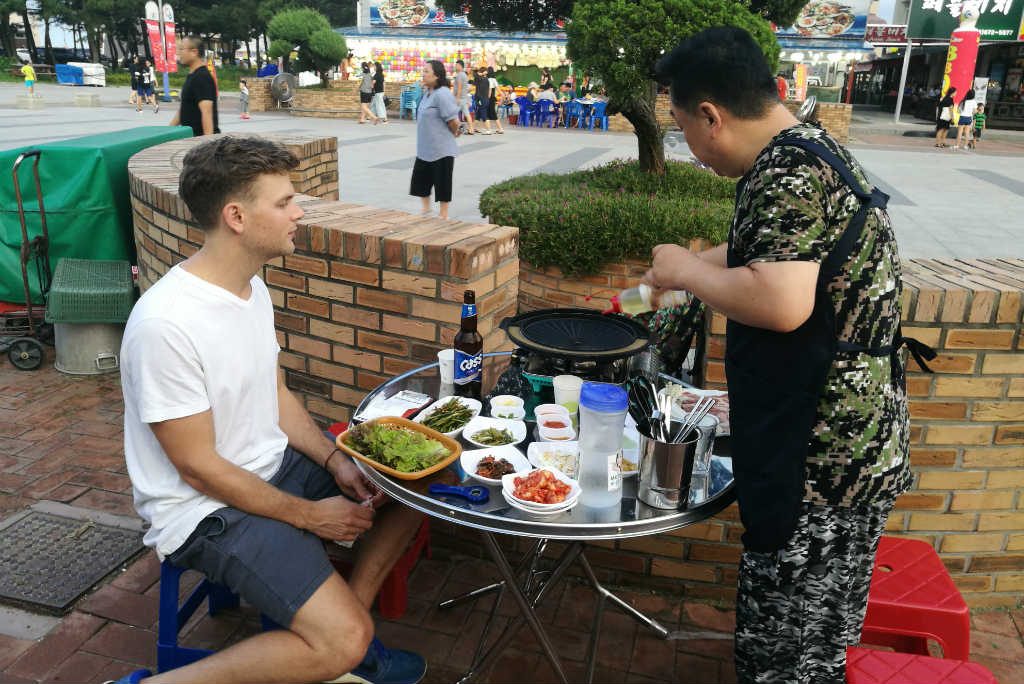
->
<box><xmin>479</xmin><ymin>159</ymin><xmax>735</xmax><ymax>277</ymax></box>
<box><xmin>104</xmin><ymin>65</ymin><xmax>253</xmax><ymax>92</ymax></box>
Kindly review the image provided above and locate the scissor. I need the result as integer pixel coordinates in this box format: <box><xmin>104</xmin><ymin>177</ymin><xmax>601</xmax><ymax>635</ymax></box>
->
<box><xmin>428</xmin><ymin>483</ymin><xmax>490</xmax><ymax>504</ymax></box>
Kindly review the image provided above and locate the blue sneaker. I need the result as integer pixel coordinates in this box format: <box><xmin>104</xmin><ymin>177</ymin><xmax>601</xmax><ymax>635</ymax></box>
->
<box><xmin>350</xmin><ymin>638</ymin><xmax>426</xmax><ymax>684</ymax></box>
<box><xmin>103</xmin><ymin>670</ymin><xmax>152</xmax><ymax>684</ymax></box>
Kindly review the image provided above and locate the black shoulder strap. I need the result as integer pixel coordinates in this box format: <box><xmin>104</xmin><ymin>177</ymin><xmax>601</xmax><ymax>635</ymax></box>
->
<box><xmin>773</xmin><ymin>137</ymin><xmax>890</xmax><ymax>281</ymax></box>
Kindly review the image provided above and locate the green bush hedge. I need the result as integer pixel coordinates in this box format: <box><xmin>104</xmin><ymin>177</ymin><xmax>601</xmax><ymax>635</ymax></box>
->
<box><xmin>479</xmin><ymin>159</ymin><xmax>735</xmax><ymax>277</ymax></box>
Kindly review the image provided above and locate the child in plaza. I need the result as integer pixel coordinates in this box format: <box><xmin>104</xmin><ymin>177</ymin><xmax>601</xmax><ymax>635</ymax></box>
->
<box><xmin>21</xmin><ymin>61</ymin><xmax>35</xmax><ymax>97</ymax></box>
<box><xmin>239</xmin><ymin>78</ymin><xmax>250</xmax><ymax>119</ymax></box>
<box><xmin>107</xmin><ymin>136</ymin><xmax>426</xmax><ymax>684</ymax></box>
<box><xmin>971</xmin><ymin>103</ymin><xmax>986</xmax><ymax>149</ymax></box>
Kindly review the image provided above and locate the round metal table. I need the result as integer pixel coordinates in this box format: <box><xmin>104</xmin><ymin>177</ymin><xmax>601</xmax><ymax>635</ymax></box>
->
<box><xmin>352</xmin><ymin>352</ymin><xmax>736</xmax><ymax>683</ymax></box>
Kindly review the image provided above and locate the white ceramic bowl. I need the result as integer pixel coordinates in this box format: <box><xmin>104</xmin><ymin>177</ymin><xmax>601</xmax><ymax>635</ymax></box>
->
<box><xmin>501</xmin><ymin>468</ymin><xmax>581</xmax><ymax>510</ymax></box>
<box><xmin>501</xmin><ymin>489</ymin><xmax>578</xmax><ymax>516</ymax></box>
<box><xmin>537</xmin><ymin>424</ymin><xmax>576</xmax><ymax>442</ymax></box>
<box><xmin>534</xmin><ymin>403</ymin><xmax>570</xmax><ymax>421</ymax></box>
<box><xmin>462</xmin><ymin>416</ymin><xmax>528</xmax><ymax>448</ymax></box>
<box><xmin>491</xmin><ymin>405</ymin><xmax>527</xmax><ymax>421</ymax></box>
<box><xmin>414</xmin><ymin>396</ymin><xmax>482</xmax><ymax>438</ymax></box>
<box><xmin>490</xmin><ymin>394</ymin><xmax>525</xmax><ymax>412</ymax></box>
<box><xmin>460</xmin><ymin>445</ymin><xmax>532</xmax><ymax>486</ymax></box>
<box><xmin>527</xmin><ymin>441</ymin><xmax>580</xmax><ymax>479</ymax></box>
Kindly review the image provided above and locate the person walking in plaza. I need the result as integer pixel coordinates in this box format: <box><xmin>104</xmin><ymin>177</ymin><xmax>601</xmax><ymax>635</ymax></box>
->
<box><xmin>107</xmin><ymin>136</ymin><xmax>427</xmax><ymax>684</ymax></box>
<box><xmin>371</xmin><ymin>61</ymin><xmax>388</xmax><ymax>124</ymax></box>
<box><xmin>137</xmin><ymin>59</ymin><xmax>159</xmax><ymax>114</ymax></box>
<box><xmin>934</xmin><ymin>85</ymin><xmax>955</xmax><ymax>148</ymax></box>
<box><xmin>971</xmin><ymin>102</ymin><xmax>986</xmax><ymax>149</ymax></box>
<box><xmin>453</xmin><ymin>59</ymin><xmax>475</xmax><ymax>135</ymax></box>
<box><xmin>486</xmin><ymin>66</ymin><xmax>505</xmax><ymax>134</ymax></box>
<box><xmin>473</xmin><ymin>66</ymin><xmax>492</xmax><ymax>135</ymax></box>
<box><xmin>128</xmin><ymin>57</ymin><xmax>139</xmax><ymax>106</ymax></box>
<box><xmin>649</xmin><ymin>27</ymin><xmax>918</xmax><ymax>684</ymax></box>
<box><xmin>955</xmin><ymin>88</ymin><xmax>976</xmax><ymax>150</ymax></box>
<box><xmin>357</xmin><ymin>62</ymin><xmax>379</xmax><ymax>124</ymax></box>
<box><xmin>411</xmin><ymin>60</ymin><xmax>460</xmax><ymax>220</ymax></box>
<box><xmin>169</xmin><ymin>36</ymin><xmax>219</xmax><ymax>136</ymax></box>
<box><xmin>20</xmin><ymin>60</ymin><xmax>35</xmax><ymax>97</ymax></box>
<box><xmin>239</xmin><ymin>78</ymin><xmax>250</xmax><ymax>120</ymax></box>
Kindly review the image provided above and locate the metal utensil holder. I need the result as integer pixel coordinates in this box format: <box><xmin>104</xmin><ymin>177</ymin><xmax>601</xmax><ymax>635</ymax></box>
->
<box><xmin>637</xmin><ymin>417</ymin><xmax>715</xmax><ymax>510</ymax></box>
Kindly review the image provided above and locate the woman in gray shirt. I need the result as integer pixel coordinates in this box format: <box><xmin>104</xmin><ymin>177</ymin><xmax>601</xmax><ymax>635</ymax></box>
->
<box><xmin>410</xmin><ymin>60</ymin><xmax>461</xmax><ymax>219</ymax></box>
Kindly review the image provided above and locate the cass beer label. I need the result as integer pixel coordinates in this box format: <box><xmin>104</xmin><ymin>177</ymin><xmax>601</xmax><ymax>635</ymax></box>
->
<box><xmin>453</xmin><ymin>349</ymin><xmax>482</xmax><ymax>385</ymax></box>
<box><xmin>461</xmin><ymin>303</ymin><xmax>477</xmax><ymax>318</ymax></box>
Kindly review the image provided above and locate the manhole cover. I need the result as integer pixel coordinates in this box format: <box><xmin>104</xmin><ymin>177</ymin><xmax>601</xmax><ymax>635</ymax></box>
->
<box><xmin>0</xmin><ymin>511</ymin><xmax>144</xmax><ymax>614</ymax></box>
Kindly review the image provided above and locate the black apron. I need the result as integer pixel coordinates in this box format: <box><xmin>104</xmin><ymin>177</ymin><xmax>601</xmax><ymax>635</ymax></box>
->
<box><xmin>725</xmin><ymin>137</ymin><xmax>935</xmax><ymax>553</ymax></box>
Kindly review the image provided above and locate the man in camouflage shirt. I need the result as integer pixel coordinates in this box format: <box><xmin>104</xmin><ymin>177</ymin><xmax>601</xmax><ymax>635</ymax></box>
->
<box><xmin>646</xmin><ymin>28</ymin><xmax>911</xmax><ymax>683</ymax></box>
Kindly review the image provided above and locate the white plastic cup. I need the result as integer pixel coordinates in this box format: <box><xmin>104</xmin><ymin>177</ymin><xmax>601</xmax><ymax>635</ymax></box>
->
<box><xmin>437</xmin><ymin>349</ymin><xmax>455</xmax><ymax>384</ymax></box>
<box><xmin>553</xmin><ymin>375</ymin><xmax>584</xmax><ymax>415</ymax></box>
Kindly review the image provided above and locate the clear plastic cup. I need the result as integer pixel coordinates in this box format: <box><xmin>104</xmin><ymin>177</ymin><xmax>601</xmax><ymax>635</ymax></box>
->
<box><xmin>553</xmin><ymin>375</ymin><xmax>584</xmax><ymax>415</ymax></box>
<box><xmin>437</xmin><ymin>349</ymin><xmax>454</xmax><ymax>384</ymax></box>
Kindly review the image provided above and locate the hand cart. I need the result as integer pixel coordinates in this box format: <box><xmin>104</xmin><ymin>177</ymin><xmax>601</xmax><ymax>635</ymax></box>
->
<box><xmin>0</xmin><ymin>150</ymin><xmax>53</xmax><ymax>370</ymax></box>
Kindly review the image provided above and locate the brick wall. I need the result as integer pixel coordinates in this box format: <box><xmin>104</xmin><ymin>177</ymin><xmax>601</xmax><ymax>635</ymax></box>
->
<box><xmin>517</xmin><ymin>241</ymin><xmax>713</xmax><ymax>313</ymax></box>
<box><xmin>784</xmin><ymin>100</ymin><xmax>852</xmax><ymax>143</ymax></box>
<box><xmin>291</xmin><ymin>81</ymin><xmax>405</xmax><ymax>119</ymax></box>
<box><xmin>703</xmin><ymin>258</ymin><xmax>1024</xmax><ymax>607</ymax></box>
<box><xmin>249</xmin><ymin>77</ymin><xmax>275</xmax><ymax>113</ymax></box>
<box><xmin>127</xmin><ymin>134</ymin><xmax>518</xmax><ymax>426</ymax></box>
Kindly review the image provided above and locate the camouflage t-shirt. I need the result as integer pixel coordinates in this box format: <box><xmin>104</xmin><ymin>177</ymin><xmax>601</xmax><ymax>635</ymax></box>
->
<box><xmin>730</xmin><ymin>123</ymin><xmax>912</xmax><ymax>508</ymax></box>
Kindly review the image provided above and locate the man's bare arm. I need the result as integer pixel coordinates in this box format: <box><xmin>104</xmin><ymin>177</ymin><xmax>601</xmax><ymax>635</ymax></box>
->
<box><xmin>198</xmin><ymin>100</ymin><xmax>214</xmax><ymax>135</ymax></box>
<box><xmin>150</xmin><ymin>412</ymin><xmax>373</xmax><ymax>541</ymax></box>
<box><xmin>169</xmin><ymin>108</ymin><xmax>180</xmax><ymax>127</ymax></box>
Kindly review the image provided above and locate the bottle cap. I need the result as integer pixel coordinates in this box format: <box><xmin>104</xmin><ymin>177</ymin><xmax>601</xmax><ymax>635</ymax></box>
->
<box><xmin>580</xmin><ymin>382</ymin><xmax>627</xmax><ymax>413</ymax></box>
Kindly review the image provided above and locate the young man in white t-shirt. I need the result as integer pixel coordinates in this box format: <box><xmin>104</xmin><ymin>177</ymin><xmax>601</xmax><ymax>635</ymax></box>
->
<box><xmin>110</xmin><ymin>137</ymin><xmax>425</xmax><ymax>684</ymax></box>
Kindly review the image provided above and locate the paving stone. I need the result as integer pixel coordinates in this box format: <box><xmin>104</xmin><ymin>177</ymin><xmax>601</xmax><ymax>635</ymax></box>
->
<box><xmin>970</xmin><ymin>628</ymin><xmax>1024</xmax><ymax>661</ymax></box>
<box><xmin>971</xmin><ymin>610</ymin><xmax>1021</xmax><ymax>638</ymax></box>
<box><xmin>81</xmin><ymin>623</ymin><xmax>156</xmax><ymax>666</ymax></box>
<box><xmin>0</xmin><ymin>634</ymin><xmax>34</xmax><ymax>670</ymax></box>
<box><xmin>45</xmin><ymin>483</ymin><xmax>89</xmax><ymax>503</ymax></box>
<box><xmin>42</xmin><ymin>651</ymin><xmax>112</xmax><ymax>683</ymax></box>
<box><xmin>80</xmin><ymin>584</ymin><xmax>159</xmax><ymax>628</ymax></box>
<box><xmin>6</xmin><ymin>611</ymin><xmax>105</xmax><ymax>680</ymax></box>
<box><xmin>111</xmin><ymin>552</ymin><xmax>161</xmax><ymax>594</ymax></box>
<box><xmin>676</xmin><ymin>651</ymin><xmax>723</xmax><ymax>683</ymax></box>
<box><xmin>629</xmin><ymin>631</ymin><xmax>678</xmax><ymax>682</ymax></box>
<box><xmin>0</xmin><ymin>604</ymin><xmax>61</xmax><ymax>640</ymax></box>
<box><xmin>69</xmin><ymin>489</ymin><xmax>135</xmax><ymax>517</ymax></box>
<box><xmin>683</xmin><ymin>602</ymin><xmax>736</xmax><ymax>633</ymax></box>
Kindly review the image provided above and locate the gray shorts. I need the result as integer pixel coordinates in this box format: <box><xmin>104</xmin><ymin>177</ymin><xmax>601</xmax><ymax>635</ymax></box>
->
<box><xmin>167</xmin><ymin>443</ymin><xmax>345</xmax><ymax>628</ymax></box>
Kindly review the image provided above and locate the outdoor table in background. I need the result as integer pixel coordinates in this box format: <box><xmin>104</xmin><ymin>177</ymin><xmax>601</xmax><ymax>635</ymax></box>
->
<box><xmin>352</xmin><ymin>352</ymin><xmax>736</xmax><ymax>684</ymax></box>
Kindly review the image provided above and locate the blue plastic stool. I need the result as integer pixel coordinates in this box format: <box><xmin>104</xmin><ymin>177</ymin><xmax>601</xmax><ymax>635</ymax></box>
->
<box><xmin>157</xmin><ymin>561</ymin><xmax>279</xmax><ymax>673</ymax></box>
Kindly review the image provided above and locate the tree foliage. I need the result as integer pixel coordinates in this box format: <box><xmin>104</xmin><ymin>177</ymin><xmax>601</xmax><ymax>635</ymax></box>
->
<box><xmin>267</xmin><ymin>6</ymin><xmax>346</xmax><ymax>86</ymax></box>
<box><xmin>436</xmin><ymin>0</ymin><xmax>572</xmax><ymax>32</ymax></box>
<box><xmin>567</xmin><ymin>0</ymin><xmax>778</xmax><ymax>174</ymax></box>
<box><xmin>749</xmin><ymin>0</ymin><xmax>808</xmax><ymax>28</ymax></box>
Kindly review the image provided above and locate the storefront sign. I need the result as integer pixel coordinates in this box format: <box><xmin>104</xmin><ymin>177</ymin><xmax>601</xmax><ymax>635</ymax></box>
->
<box><xmin>909</xmin><ymin>0</ymin><xmax>1024</xmax><ymax>41</ymax></box>
<box><xmin>776</xmin><ymin>0</ymin><xmax>871</xmax><ymax>39</ymax></box>
<box><xmin>370</xmin><ymin>1</ymin><xmax>469</xmax><ymax>28</ymax></box>
<box><xmin>866</xmin><ymin>24</ymin><xmax>908</xmax><ymax>42</ymax></box>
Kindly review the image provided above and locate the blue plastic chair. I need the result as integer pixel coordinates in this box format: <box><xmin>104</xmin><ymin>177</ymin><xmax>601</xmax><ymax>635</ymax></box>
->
<box><xmin>399</xmin><ymin>85</ymin><xmax>421</xmax><ymax>120</ymax></box>
<box><xmin>514</xmin><ymin>97</ymin><xmax>534</xmax><ymax>127</ymax></box>
<box><xmin>562</xmin><ymin>100</ymin><xmax>581</xmax><ymax>128</ymax></box>
<box><xmin>158</xmin><ymin>560</ymin><xmax>279</xmax><ymax>673</ymax></box>
<box><xmin>588</xmin><ymin>101</ymin><xmax>609</xmax><ymax>131</ymax></box>
<box><xmin>533</xmin><ymin>99</ymin><xmax>556</xmax><ymax>128</ymax></box>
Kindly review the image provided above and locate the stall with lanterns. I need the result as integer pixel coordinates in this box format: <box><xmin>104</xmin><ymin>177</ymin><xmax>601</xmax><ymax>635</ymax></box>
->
<box><xmin>336</xmin><ymin>26</ymin><xmax>568</xmax><ymax>85</ymax></box>
<box><xmin>775</xmin><ymin>0</ymin><xmax>875</xmax><ymax>102</ymax></box>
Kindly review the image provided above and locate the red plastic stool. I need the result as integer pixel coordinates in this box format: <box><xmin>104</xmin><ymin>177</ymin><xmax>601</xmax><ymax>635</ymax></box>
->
<box><xmin>847</xmin><ymin>647</ymin><xmax>996</xmax><ymax>684</ymax></box>
<box><xmin>327</xmin><ymin>422</ymin><xmax>431</xmax><ymax>620</ymax></box>
<box><xmin>862</xmin><ymin>536</ymin><xmax>970</xmax><ymax>660</ymax></box>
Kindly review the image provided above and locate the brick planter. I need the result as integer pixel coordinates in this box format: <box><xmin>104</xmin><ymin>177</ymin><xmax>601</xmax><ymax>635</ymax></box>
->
<box><xmin>517</xmin><ymin>239</ymin><xmax>713</xmax><ymax>313</ymax></box>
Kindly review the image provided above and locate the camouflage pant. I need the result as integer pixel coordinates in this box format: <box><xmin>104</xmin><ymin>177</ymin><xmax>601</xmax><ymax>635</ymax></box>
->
<box><xmin>734</xmin><ymin>498</ymin><xmax>895</xmax><ymax>684</ymax></box>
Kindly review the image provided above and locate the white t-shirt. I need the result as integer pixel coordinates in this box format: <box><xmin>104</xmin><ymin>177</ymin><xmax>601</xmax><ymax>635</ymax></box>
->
<box><xmin>120</xmin><ymin>265</ymin><xmax>287</xmax><ymax>558</ymax></box>
<box><xmin>958</xmin><ymin>99</ymin><xmax>976</xmax><ymax>121</ymax></box>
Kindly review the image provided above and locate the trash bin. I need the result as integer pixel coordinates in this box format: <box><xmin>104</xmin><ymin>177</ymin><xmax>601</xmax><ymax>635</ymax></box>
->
<box><xmin>45</xmin><ymin>258</ymin><xmax>135</xmax><ymax>375</ymax></box>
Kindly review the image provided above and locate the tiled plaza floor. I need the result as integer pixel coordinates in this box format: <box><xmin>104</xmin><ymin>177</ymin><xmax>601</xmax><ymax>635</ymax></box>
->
<box><xmin>0</xmin><ymin>350</ymin><xmax>1022</xmax><ymax>683</ymax></box>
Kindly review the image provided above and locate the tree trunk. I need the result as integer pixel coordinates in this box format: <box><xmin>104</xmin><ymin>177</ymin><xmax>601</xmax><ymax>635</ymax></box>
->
<box><xmin>88</xmin><ymin>29</ymin><xmax>101</xmax><ymax>63</ymax></box>
<box><xmin>0</xmin><ymin>16</ymin><xmax>17</xmax><ymax>61</ymax></box>
<box><xmin>43</xmin><ymin>20</ymin><xmax>54</xmax><ymax>66</ymax></box>
<box><xmin>107</xmin><ymin>32</ymin><xmax>118</xmax><ymax>67</ymax></box>
<box><xmin>618</xmin><ymin>85</ymin><xmax>665</xmax><ymax>175</ymax></box>
<box><xmin>20</xmin><ymin>10</ymin><xmax>37</xmax><ymax>61</ymax></box>
<box><xmin>246</xmin><ymin>39</ymin><xmax>254</xmax><ymax>69</ymax></box>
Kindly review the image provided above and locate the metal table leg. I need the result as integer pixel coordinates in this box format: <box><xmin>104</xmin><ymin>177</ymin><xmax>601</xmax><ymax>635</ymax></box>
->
<box><xmin>438</xmin><ymin>539</ymin><xmax>546</xmax><ymax>610</ymax></box>
<box><xmin>455</xmin><ymin>539</ymin><xmax>582</xmax><ymax>684</ymax></box>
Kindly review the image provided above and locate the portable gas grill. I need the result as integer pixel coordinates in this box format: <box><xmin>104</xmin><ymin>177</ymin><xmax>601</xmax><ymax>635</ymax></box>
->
<box><xmin>500</xmin><ymin>308</ymin><xmax>651</xmax><ymax>390</ymax></box>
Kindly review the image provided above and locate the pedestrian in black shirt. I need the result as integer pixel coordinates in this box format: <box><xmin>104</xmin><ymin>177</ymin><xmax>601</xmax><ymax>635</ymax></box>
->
<box><xmin>170</xmin><ymin>36</ymin><xmax>219</xmax><ymax>137</ymax></box>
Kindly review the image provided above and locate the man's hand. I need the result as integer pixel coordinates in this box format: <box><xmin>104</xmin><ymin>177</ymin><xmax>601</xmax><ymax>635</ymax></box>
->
<box><xmin>328</xmin><ymin>455</ymin><xmax>383</xmax><ymax>505</ymax></box>
<box><xmin>642</xmin><ymin>243</ymin><xmax>698</xmax><ymax>292</ymax></box>
<box><xmin>301</xmin><ymin>496</ymin><xmax>374</xmax><ymax>542</ymax></box>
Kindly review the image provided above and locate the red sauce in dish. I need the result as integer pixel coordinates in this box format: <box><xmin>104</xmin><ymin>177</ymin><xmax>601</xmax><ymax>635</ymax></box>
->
<box><xmin>542</xmin><ymin>420</ymin><xmax>567</xmax><ymax>429</ymax></box>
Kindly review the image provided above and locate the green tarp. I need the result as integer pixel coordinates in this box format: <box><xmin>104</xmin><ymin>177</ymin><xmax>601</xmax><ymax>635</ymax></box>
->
<box><xmin>0</xmin><ymin>126</ymin><xmax>192</xmax><ymax>305</ymax></box>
